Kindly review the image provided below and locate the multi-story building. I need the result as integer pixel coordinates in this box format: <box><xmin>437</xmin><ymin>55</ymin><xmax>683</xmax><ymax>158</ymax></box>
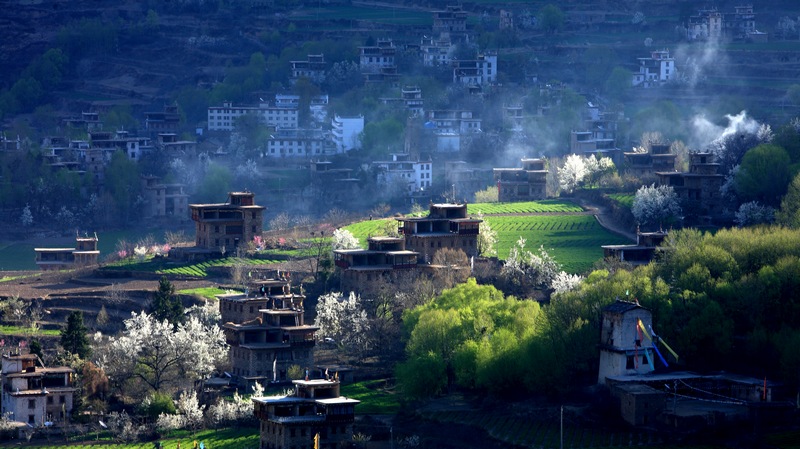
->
<box><xmin>452</xmin><ymin>53</ymin><xmax>497</xmax><ymax>86</ymax></box>
<box><xmin>623</xmin><ymin>143</ymin><xmax>676</xmax><ymax>179</ymax></box>
<box><xmin>89</xmin><ymin>130</ymin><xmax>153</xmax><ymax>162</ymax></box>
<box><xmin>253</xmin><ymin>379</ymin><xmax>359</xmax><ymax>449</ymax></box>
<box><xmin>632</xmin><ymin>49</ymin><xmax>676</xmax><ymax>88</ymax></box>
<box><xmin>156</xmin><ymin>133</ymin><xmax>197</xmax><ymax>157</ymax></box>
<box><xmin>372</xmin><ymin>153</ymin><xmax>433</xmax><ymax>194</ymax></box>
<box><xmin>34</xmin><ymin>234</ymin><xmax>100</xmax><ymax>271</ymax></box>
<box><xmin>333</xmin><ymin>236</ymin><xmax>419</xmax><ymax>293</ymax></box>
<box><xmin>396</xmin><ymin>203</ymin><xmax>482</xmax><ymax>262</ymax></box>
<box><xmin>379</xmin><ymin>86</ymin><xmax>424</xmax><ymax>117</ymax></box>
<box><xmin>432</xmin><ymin>5</ymin><xmax>468</xmax><ymax>40</ymax></box>
<box><xmin>359</xmin><ymin>39</ymin><xmax>398</xmax><ymax>83</ymax></box>
<box><xmin>493</xmin><ymin>158</ymin><xmax>548</xmax><ymax>202</ymax></box>
<box><xmin>141</xmin><ymin>175</ymin><xmax>190</xmax><ymax>222</ymax></box>
<box><xmin>290</xmin><ymin>54</ymin><xmax>327</xmax><ymax>85</ymax></box>
<box><xmin>189</xmin><ymin>191</ymin><xmax>265</xmax><ymax>252</ymax></box>
<box><xmin>144</xmin><ymin>103</ymin><xmax>180</xmax><ymax>135</ymax></box>
<box><xmin>1</xmin><ymin>353</ymin><xmax>76</xmax><ymax>426</ymax></box>
<box><xmin>445</xmin><ymin>161</ymin><xmax>493</xmax><ymax>202</ymax></box>
<box><xmin>207</xmin><ymin>101</ymin><xmax>299</xmax><ymax>131</ymax></box>
<box><xmin>687</xmin><ymin>5</ymin><xmax>757</xmax><ymax>41</ymax></box>
<box><xmin>657</xmin><ymin>152</ymin><xmax>724</xmax><ymax>225</ymax></box>
<box><xmin>602</xmin><ymin>230</ymin><xmax>667</xmax><ymax>265</ymax></box>
<box><xmin>265</xmin><ymin>128</ymin><xmax>331</xmax><ymax>158</ymax></box>
<box><xmin>330</xmin><ymin>115</ymin><xmax>364</xmax><ymax>154</ymax></box>
<box><xmin>62</xmin><ymin>111</ymin><xmax>102</xmax><ymax>132</ymax></box>
<box><xmin>425</xmin><ymin>109</ymin><xmax>482</xmax><ymax>153</ymax></box>
<box><xmin>597</xmin><ymin>300</ymin><xmax>656</xmax><ymax>385</ymax></box>
<box><xmin>420</xmin><ymin>34</ymin><xmax>453</xmax><ymax>67</ymax></box>
<box><xmin>222</xmin><ymin>281</ymin><xmax>316</xmax><ymax>387</ymax></box>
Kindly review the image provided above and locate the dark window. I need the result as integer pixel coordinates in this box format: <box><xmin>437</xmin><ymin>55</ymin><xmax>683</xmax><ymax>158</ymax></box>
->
<box><xmin>47</xmin><ymin>396</ymin><xmax>53</xmax><ymax>404</ymax></box>
<box><xmin>29</xmin><ymin>399</ymin><xmax>36</xmax><ymax>409</ymax></box>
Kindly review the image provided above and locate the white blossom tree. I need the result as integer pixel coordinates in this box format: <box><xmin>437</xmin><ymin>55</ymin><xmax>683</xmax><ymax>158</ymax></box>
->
<box><xmin>632</xmin><ymin>184</ymin><xmax>682</xmax><ymax>229</ymax></box>
<box><xmin>315</xmin><ymin>292</ymin><xmax>371</xmax><ymax>353</ymax></box>
<box><xmin>500</xmin><ymin>238</ymin><xmax>562</xmax><ymax>291</ymax></box>
<box><xmin>735</xmin><ymin>201</ymin><xmax>775</xmax><ymax>227</ymax></box>
<box><xmin>332</xmin><ymin>228</ymin><xmax>360</xmax><ymax>250</ymax></box>
<box><xmin>476</xmin><ymin>212</ymin><xmax>497</xmax><ymax>257</ymax></box>
<box><xmin>550</xmin><ymin>271</ymin><xmax>584</xmax><ymax>295</ymax></box>
<box><xmin>101</xmin><ymin>312</ymin><xmax>227</xmax><ymax>392</ymax></box>
<box><xmin>20</xmin><ymin>204</ymin><xmax>33</xmax><ymax>226</ymax></box>
<box><xmin>558</xmin><ymin>154</ymin><xmax>588</xmax><ymax>193</ymax></box>
<box><xmin>558</xmin><ymin>154</ymin><xmax>614</xmax><ymax>193</ymax></box>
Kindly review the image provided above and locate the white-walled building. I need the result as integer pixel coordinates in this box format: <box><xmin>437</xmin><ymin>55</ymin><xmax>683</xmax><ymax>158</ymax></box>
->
<box><xmin>453</xmin><ymin>53</ymin><xmax>497</xmax><ymax>86</ymax></box>
<box><xmin>425</xmin><ymin>109</ymin><xmax>482</xmax><ymax>153</ymax></box>
<box><xmin>373</xmin><ymin>153</ymin><xmax>433</xmax><ymax>194</ymax></box>
<box><xmin>421</xmin><ymin>34</ymin><xmax>454</xmax><ymax>67</ymax></box>
<box><xmin>1</xmin><ymin>354</ymin><xmax>76</xmax><ymax>427</ymax></box>
<box><xmin>331</xmin><ymin>115</ymin><xmax>364</xmax><ymax>153</ymax></box>
<box><xmin>207</xmin><ymin>102</ymin><xmax>299</xmax><ymax>131</ymax></box>
<box><xmin>290</xmin><ymin>54</ymin><xmax>327</xmax><ymax>85</ymax></box>
<box><xmin>266</xmin><ymin>128</ymin><xmax>331</xmax><ymax>157</ymax></box>
<box><xmin>632</xmin><ymin>49</ymin><xmax>676</xmax><ymax>88</ymax></box>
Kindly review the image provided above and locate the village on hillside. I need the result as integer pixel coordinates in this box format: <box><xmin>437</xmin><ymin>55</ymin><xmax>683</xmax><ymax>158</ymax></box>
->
<box><xmin>1</xmin><ymin>1</ymin><xmax>800</xmax><ymax>448</ymax></box>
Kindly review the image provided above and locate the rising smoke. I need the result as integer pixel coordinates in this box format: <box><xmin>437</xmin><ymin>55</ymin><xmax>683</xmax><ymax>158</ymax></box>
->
<box><xmin>690</xmin><ymin>110</ymin><xmax>762</xmax><ymax>150</ymax></box>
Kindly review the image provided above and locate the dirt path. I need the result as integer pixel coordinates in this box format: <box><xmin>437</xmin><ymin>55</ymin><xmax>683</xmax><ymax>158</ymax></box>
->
<box><xmin>572</xmin><ymin>197</ymin><xmax>637</xmax><ymax>242</ymax></box>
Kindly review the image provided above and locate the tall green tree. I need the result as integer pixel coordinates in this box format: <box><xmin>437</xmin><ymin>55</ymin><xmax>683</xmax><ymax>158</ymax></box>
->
<box><xmin>735</xmin><ymin>144</ymin><xmax>791</xmax><ymax>207</ymax></box>
<box><xmin>777</xmin><ymin>172</ymin><xmax>800</xmax><ymax>228</ymax></box>
<box><xmin>538</xmin><ymin>4</ymin><xmax>565</xmax><ymax>35</ymax></box>
<box><xmin>151</xmin><ymin>277</ymin><xmax>184</xmax><ymax>327</ymax></box>
<box><xmin>60</xmin><ymin>311</ymin><xmax>90</xmax><ymax>359</ymax></box>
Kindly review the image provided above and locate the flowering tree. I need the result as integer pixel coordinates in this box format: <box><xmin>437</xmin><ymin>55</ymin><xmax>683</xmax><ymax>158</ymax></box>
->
<box><xmin>558</xmin><ymin>154</ymin><xmax>588</xmax><ymax>193</ymax></box>
<box><xmin>550</xmin><ymin>271</ymin><xmax>584</xmax><ymax>295</ymax></box>
<box><xmin>100</xmin><ymin>312</ymin><xmax>227</xmax><ymax>392</ymax></box>
<box><xmin>632</xmin><ymin>184</ymin><xmax>682</xmax><ymax>229</ymax></box>
<box><xmin>557</xmin><ymin>154</ymin><xmax>614</xmax><ymax>193</ymax></box>
<box><xmin>500</xmin><ymin>238</ymin><xmax>561</xmax><ymax>292</ymax></box>
<box><xmin>475</xmin><ymin>212</ymin><xmax>497</xmax><ymax>257</ymax></box>
<box><xmin>331</xmin><ymin>228</ymin><xmax>360</xmax><ymax>250</ymax></box>
<box><xmin>735</xmin><ymin>201</ymin><xmax>775</xmax><ymax>227</ymax></box>
<box><xmin>315</xmin><ymin>292</ymin><xmax>371</xmax><ymax>353</ymax></box>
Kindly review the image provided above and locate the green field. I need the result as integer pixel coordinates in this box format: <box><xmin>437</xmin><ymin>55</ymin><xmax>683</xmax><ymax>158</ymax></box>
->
<box><xmin>467</xmin><ymin>200</ymin><xmax>583</xmax><ymax>215</ymax></box>
<box><xmin>0</xmin><ymin>324</ymin><xmax>60</xmax><ymax>337</ymax></box>
<box><xmin>343</xmin><ymin>219</ymin><xmax>396</xmax><ymax>247</ymax></box>
<box><xmin>0</xmin><ymin>427</ymin><xmax>259</xmax><ymax>449</ymax></box>
<box><xmin>340</xmin><ymin>379</ymin><xmax>400</xmax><ymax>415</ymax></box>
<box><xmin>607</xmin><ymin>193</ymin><xmax>634</xmax><ymax>209</ymax></box>
<box><xmin>105</xmin><ymin>257</ymin><xmax>281</xmax><ymax>278</ymax></box>
<box><xmin>485</xmin><ymin>215</ymin><xmax>630</xmax><ymax>273</ymax></box>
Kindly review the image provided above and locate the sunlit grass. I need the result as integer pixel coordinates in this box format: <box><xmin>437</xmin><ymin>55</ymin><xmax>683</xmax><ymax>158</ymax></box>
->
<box><xmin>340</xmin><ymin>379</ymin><xmax>401</xmax><ymax>415</ymax></box>
<box><xmin>0</xmin><ymin>324</ymin><xmax>60</xmax><ymax>337</ymax></box>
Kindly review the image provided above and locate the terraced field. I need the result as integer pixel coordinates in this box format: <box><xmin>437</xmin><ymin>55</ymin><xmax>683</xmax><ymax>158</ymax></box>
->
<box><xmin>343</xmin><ymin>201</ymin><xmax>630</xmax><ymax>274</ymax></box>
<box><xmin>467</xmin><ymin>200</ymin><xmax>584</xmax><ymax>215</ymax></box>
<box><xmin>13</xmin><ymin>427</ymin><xmax>259</xmax><ymax>449</ymax></box>
<box><xmin>485</xmin><ymin>215</ymin><xmax>629</xmax><ymax>273</ymax></box>
<box><xmin>105</xmin><ymin>257</ymin><xmax>281</xmax><ymax>278</ymax></box>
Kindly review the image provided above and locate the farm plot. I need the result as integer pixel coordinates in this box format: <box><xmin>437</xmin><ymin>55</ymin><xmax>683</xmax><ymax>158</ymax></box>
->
<box><xmin>343</xmin><ymin>219</ymin><xmax>395</xmax><ymax>247</ymax></box>
<box><xmin>157</xmin><ymin>257</ymin><xmax>281</xmax><ymax>277</ymax></box>
<box><xmin>485</xmin><ymin>215</ymin><xmax>631</xmax><ymax>274</ymax></box>
<box><xmin>30</xmin><ymin>427</ymin><xmax>258</xmax><ymax>449</ymax></box>
<box><xmin>468</xmin><ymin>200</ymin><xmax>584</xmax><ymax>215</ymax></box>
<box><xmin>422</xmin><ymin>410</ymin><xmax>663</xmax><ymax>449</ymax></box>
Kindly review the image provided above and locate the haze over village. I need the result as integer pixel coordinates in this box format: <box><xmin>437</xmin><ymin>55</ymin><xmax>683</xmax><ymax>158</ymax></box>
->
<box><xmin>2</xmin><ymin>1</ymin><xmax>800</xmax><ymax>448</ymax></box>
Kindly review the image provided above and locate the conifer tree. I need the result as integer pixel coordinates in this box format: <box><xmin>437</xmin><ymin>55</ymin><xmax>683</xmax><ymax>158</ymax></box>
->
<box><xmin>151</xmin><ymin>277</ymin><xmax>184</xmax><ymax>326</ymax></box>
<box><xmin>60</xmin><ymin>311</ymin><xmax>90</xmax><ymax>359</ymax></box>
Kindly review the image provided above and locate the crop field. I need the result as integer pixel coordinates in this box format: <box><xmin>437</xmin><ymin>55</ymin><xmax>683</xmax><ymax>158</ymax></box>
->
<box><xmin>340</xmin><ymin>378</ymin><xmax>400</xmax><ymax>415</ymax></box>
<box><xmin>343</xmin><ymin>219</ymin><xmax>395</xmax><ymax>247</ymax></box>
<box><xmin>105</xmin><ymin>257</ymin><xmax>281</xmax><ymax>278</ymax></box>
<box><xmin>485</xmin><ymin>215</ymin><xmax>630</xmax><ymax>274</ymax></box>
<box><xmin>8</xmin><ymin>427</ymin><xmax>259</xmax><ymax>449</ymax></box>
<box><xmin>467</xmin><ymin>200</ymin><xmax>583</xmax><ymax>215</ymax></box>
<box><xmin>607</xmin><ymin>193</ymin><xmax>634</xmax><ymax>209</ymax></box>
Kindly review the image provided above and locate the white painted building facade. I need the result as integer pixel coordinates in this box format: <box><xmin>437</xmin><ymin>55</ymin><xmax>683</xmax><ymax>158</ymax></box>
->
<box><xmin>331</xmin><ymin>115</ymin><xmax>364</xmax><ymax>154</ymax></box>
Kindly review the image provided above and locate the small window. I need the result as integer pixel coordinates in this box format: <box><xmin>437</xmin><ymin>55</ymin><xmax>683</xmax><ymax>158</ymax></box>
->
<box><xmin>47</xmin><ymin>396</ymin><xmax>53</xmax><ymax>404</ymax></box>
<box><xmin>29</xmin><ymin>399</ymin><xmax>35</xmax><ymax>409</ymax></box>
